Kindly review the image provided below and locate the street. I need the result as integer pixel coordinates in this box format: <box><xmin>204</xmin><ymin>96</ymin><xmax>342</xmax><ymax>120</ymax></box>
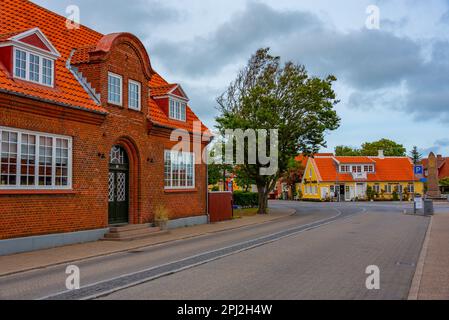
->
<box><xmin>0</xmin><ymin>201</ymin><xmax>438</xmax><ymax>300</ymax></box>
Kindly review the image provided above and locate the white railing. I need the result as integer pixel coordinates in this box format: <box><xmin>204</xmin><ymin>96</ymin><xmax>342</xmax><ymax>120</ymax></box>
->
<box><xmin>352</xmin><ymin>172</ymin><xmax>367</xmax><ymax>180</ymax></box>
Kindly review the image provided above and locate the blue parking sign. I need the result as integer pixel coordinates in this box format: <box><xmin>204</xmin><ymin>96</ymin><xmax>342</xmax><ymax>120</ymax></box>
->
<box><xmin>414</xmin><ymin>165</ymin><xmax>423</xmax><ymax>175</ymax></box>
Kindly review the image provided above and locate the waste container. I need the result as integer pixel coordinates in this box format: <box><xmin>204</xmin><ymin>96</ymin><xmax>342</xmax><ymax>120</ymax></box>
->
<box><xmin>423</xmin><ymin>199</ymin><xmax>434</xmax><ymax>216</ymax></box>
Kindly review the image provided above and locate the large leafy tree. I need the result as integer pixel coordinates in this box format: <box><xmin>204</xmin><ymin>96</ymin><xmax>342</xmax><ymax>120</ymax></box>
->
<box><xmin>360</xmin><ymin>139</ymin><xmax>406</xmax><ymax>156</ymax></box>
<box><xmin>335</xmin><ymin>145</ymin><xmax>361</xmax><ymax>156</ymax></box>
<box><xmin>335</xmin><ymin>139</ymin><xmax>406</xmax><ymax>157</ymax></box>
<box><xmin>216</xmin><ymin>48</ymin><xmax>340</xmax><ymax>214</ymax></box>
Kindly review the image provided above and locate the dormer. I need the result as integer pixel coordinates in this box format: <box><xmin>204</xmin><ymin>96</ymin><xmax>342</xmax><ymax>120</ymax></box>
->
<box><xmin>151</xmin><ymin>84</ymin><xmax>189</xmax><ymax>122</ymax></box>
<box><xmin>0</xmin><ymin>28</ymin><xmax>60</xmax><ymax>87</ymax></box>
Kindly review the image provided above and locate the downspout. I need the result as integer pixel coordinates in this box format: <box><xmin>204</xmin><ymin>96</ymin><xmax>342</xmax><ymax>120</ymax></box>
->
<box><xmin>206</xmin><ymin>151</ymin><xmax>210</xmax><ymax>224</ymax></box>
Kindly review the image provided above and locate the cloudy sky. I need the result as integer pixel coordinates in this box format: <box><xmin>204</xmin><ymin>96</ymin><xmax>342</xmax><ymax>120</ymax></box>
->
<box><xmin>34</xmin><ymin>0</ymin><xmax>449</xmax><ymax>155</ymax></box>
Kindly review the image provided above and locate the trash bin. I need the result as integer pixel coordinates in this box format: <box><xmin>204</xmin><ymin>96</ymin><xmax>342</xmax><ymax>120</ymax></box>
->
<box><xmin>423</xmin><ymin>199</ymin><xmax>434</xmax><ymax>216</ymax></box>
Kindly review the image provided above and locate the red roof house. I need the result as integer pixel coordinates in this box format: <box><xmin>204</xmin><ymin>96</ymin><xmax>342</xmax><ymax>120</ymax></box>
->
<box><xmin>0</xmin><ymin>0</ymin><xmax>210</xmax><ymax>253</ymax></box>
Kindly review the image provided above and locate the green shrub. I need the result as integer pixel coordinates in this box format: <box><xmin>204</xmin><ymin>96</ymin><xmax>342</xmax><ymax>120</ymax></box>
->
<box><xmin>233</xmin><ymin>191</ymin><xmax>259</xmax><ymax>208</ymax></box>
<box><xmin>392</xmin><ymin>191</ymin><xmax>399</xmax><ymax>201</ymax></box>
<box><xmin>211</xmin><ymin>185</ymin><xmax>219</xmax><ymax>192</ymax></box>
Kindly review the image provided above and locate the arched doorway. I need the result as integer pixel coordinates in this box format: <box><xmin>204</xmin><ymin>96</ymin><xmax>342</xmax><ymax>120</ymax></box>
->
<box><xmin>108</xmin><ymin>145</ymin><xmax>129</xmax><ymax>225</ymax></box>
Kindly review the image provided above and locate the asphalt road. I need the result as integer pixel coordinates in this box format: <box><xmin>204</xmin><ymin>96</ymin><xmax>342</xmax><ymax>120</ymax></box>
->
<box><xmin>0</xmin><ymin>201</ymin><xmax>437</xmax><ymax>300</ymax></box>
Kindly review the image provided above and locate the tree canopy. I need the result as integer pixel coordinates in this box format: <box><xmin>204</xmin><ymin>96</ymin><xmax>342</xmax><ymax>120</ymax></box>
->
<box><xmin>335</xmin><ymin>139</ymin><xmax>406</xmax><ymax>157</ymax></box>
<box><xmin>215</xmin><ymin>48</ymin><xmax>340</xmax><ymax>213</ymax></box>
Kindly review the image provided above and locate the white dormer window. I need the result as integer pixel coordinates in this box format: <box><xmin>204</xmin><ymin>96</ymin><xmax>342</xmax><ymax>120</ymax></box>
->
<box><xmin>169</xmin><ymin>98</ymin><xmax>186</xmax><ymax>121</ymax></box>
<box><xmin>108</xmin><ymin>72</ymin><xmax>122</xmax><ymax>106</ymax></box>
<box><xmin>13</xmin><ymin>48</ymin><xmax>54</xmax><ymax>87</ymax></box>
<box><xmin>7</xmin><ymin>28</ymin><xmax>60</xmax><ymax>88</ymax></box>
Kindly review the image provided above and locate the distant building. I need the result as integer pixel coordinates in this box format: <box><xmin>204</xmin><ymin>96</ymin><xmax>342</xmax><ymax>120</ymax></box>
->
<box><xmin>300</xmin><ymin>151</ymin><xmax>424</xmax><ymax>201</ymax></box>
<box><xmin>421</xmin><ymin>155</ymin><xmax>449</xmax><ymax>180</ymax></box>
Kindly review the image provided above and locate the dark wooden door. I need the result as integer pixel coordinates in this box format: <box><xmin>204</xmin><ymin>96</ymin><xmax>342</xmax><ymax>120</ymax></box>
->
<box><xmin>108</xmin><ymin>146</ymin><xmax>129</xmax><ymax>225</ymax></box>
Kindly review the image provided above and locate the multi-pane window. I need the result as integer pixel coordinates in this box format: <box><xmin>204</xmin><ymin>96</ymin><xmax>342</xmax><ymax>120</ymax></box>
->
<box><xmin>128</xmin><ymin>80</ymin><xmax>141</xmax><ymax>110</ymax></box>
<box><xmin>13</xmin><ymin>49</ymin><xmax>54</xmax><ymax>86</ymax></box>
<box><xmin>408</xmin><ymin>183</ymin><xmax>415</xmax><ymax>193</ymax></box>
<box><xmin>55</xmin><ymin>138</ymin><xmax>69</xmax><ymax>186</ymax></box>
<box><xmin>20</xmin><ymin>134</ymin><xmax>36</xmax><ymax>186</ymax></box>
<box><xmin>0</xmin><ymin>127</ymin><xmax>72</xmax><ymax>189</ymax></box>
<box><xmin>164</xmin><ymin>150</ymin><xmax>195</xmax><ymax>189</ymax></box>
<box><xmin>373</xmin><ymin>184</ymin><xmax>380</xmax><ymax>193</ymax></box>
<box><xmin>1</xmin><ymin>131</ymin><xmax>18</xmax><ymax>186</ymax></box>
<box><xmin>29</xmin><ymin>54</ymin><xmax>40</xmax><ymax>82</ymax></box>
<box><xmin>169</xmin><ymin>99</ymin><xmax>187</xmax><ymax>121</ymax></box>
<box><xmin>14</xmin><ymin>49</ymin><xmax>26</xmax><ymax>79</ymax></box>
<box><xmin>108</xmin><ymin>72</ymin><xmax>122</xmax><ymax>105</ymax></box>
<box><xmin>42</xmin><ymin>58</ymin><xmax>53</xmax><ymax>86</ymax></box>
<box><xmin>385</xmin><ymin>184</ymin><xmax>392</xmax><ymax>193</ymax></box>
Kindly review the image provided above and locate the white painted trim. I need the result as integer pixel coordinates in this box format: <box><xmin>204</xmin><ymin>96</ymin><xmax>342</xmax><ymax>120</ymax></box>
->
<box><xmin>107</xmin><ymin>72</ymin><xmax>123</xmax><ymax>106</ymax></box>
<box><xmin>0</xmin><ymin>126</ymin><xmax>73</xmax><ymax>190</ymax></box>
<box><xmin>164</xmin><ymin>150</ymin><xmax>195</xmax><ymax>189</ymax></box>
<box><xmin>128</xmin><ymin>79</ymin><xmax>141</xmax><ymax>111</ymax></box>
<box><xmin>12</xmin><ymin>47</ymin><xmax>54</xmax><ymax>88</ymax></box>
<box><xmin>9</xmin><ymin>27</ymin><xmax>61</xmax><ymax>57</ymax></box>
<box><xmin>168</xmin><ymin>84</ymin><xmax>190</xmax><ymax>101</ymax></box>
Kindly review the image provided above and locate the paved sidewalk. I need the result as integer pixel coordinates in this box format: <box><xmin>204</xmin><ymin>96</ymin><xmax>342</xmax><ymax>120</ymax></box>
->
<box><xmin>411</xmin><ymin>212</ymin><xmax>449</xmax><ymax>300</ymax></box>
<box><xmin>0</xmin><ymin>208</ymin><xmax>294</xmax><ymax>277</ymax></box>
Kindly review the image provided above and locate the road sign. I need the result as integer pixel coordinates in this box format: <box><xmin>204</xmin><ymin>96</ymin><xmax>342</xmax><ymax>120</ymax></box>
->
<box><xmin>415</xmin><ymin>197</ymin><xmax>423</xmax><ymax>210</ymax></box>
<box><xmin>414</xmin><ymin>165</ymin><xmax>424</xmax><ymax>175</ymax></box>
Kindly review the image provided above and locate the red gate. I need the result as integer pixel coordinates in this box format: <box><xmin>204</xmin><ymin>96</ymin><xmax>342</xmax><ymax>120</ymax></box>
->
<box><xmin>208</xmin><ymin>192</ymin><xmax>233</xmax><ymax>223</ymax></box>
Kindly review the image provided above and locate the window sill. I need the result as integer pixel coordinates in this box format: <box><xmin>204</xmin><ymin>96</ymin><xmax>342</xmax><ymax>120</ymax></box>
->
<box><xmin>164</xmin><ymin>188</ymin><xmax>197</xmax><ymax>194</ymax></box>
<box><xmin>0</xmin><ymin>190</ymin><xmax>78</xmax><ymax>196</ymax></box>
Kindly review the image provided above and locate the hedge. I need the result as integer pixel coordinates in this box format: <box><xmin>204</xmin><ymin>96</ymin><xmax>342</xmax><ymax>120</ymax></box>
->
<box><xmin>233</xmin><ymin>191</ymin><xmax>259</xmax><ymax>208</ymax></box>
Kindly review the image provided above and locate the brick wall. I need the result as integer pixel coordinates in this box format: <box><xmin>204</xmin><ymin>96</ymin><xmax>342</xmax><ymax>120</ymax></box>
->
<box><xmin>0</xmin><ymin>35</ymin><xmax>208</xmax><ymax>240</ymax></box>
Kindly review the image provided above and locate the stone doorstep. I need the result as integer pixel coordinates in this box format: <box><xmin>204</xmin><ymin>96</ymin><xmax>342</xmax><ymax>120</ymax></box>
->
<box><xmin>102</xmin><ymin>224</ymin><xmax>169</xmax><ymax>241</ymax></box>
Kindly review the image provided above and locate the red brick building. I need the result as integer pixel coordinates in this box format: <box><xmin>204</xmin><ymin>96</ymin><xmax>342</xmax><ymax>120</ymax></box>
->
<box><xmin>0</xmin><ymin>0</ymin><xmax>210</xmax><ymax>254</ymax></box>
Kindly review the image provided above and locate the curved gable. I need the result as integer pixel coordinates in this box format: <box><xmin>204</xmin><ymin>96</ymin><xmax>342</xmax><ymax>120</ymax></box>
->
<box><xmin>91</xmin><ymin>33</ymin><xmax>154</xmax><ymax>80</ymax></box>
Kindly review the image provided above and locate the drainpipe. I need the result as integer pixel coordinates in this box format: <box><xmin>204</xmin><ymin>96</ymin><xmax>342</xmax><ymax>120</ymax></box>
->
<box><xmin>205</xmin><ymin>147</ymin><xmax>210</xmax><ymax>224</ymax></box>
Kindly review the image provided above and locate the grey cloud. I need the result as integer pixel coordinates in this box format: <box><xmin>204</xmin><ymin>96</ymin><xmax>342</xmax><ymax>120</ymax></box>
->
<box><xmin>420</xmin><ymin>138</ymin><xmax>449</xmax><ymax>155</ymax></box>
<box><xmin>36</xmin><ymin>0</ymin><xmax>178</xmax><ymax>39</ymax></box>
<box><xmin>151</xmin><ymin>1</ymin><xmax>322</xmax><ymax>77</ymax></box>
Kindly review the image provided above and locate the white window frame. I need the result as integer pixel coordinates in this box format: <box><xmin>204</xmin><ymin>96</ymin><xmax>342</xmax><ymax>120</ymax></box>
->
<box><xmin>13</xmin><ymin>47</ymin><xmax>55</xmax><ymax>87</ymax></box>
<box><xmin>108</xmin><ymin>72</ymin><xmax>123</xmax><ymax>106</ymax></box>
<box><xmin>164</xmin><ymin>150</ymin><xmax>195</xmax><ymax>189</ymax></box>
<box><xmin>0</xmin><ymin>126</ymin><xmax>72</xmax><ymax>190</ymax></box>
<box><xmin>168</xmin><ymin>98</ymin><xmax>187</xmax><ymax>122</ymax></box>
<box><xmin>128</xmin><ymin>80</ymin><xmax>141</xmax><ymax>111</ymax></box>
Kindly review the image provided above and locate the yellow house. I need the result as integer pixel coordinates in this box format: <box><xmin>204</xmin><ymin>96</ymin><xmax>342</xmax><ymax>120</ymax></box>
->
<box><xmin>299</xmin><ymin>153</ymin><xmax>424</xmax><ymax>201</ymax></box>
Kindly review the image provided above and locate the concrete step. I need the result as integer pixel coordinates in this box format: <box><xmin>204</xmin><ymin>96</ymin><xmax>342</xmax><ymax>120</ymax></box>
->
<box><xmin>102</xmin><ymin>224</ymin><xmax>168</xmax><ymax>241</ymax></box>
<box><xmin>109</xmin><ymin>223</ymin><xmax>153</xmax><ymax>233</ymax></box>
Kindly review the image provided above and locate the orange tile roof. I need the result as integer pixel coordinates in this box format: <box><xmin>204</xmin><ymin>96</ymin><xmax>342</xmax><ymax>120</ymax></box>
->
<box><xmin>311</xmin><ymin>156</ymin><xmax>417</xmax><ymax>182</ymax></box>
<box><xmin>333</xmin><ymin>156</ymin><xmax>376</xmax><ymax>164</ymax></box>
<box><xmin>0</xmin><ymin>0</ymin><xmax>208</xmax><ymax>132</ymax></box>
<box><xmin>150</xmin><ymin>84</ymin><xmax>178</xmax><ymax>97</ymax></box>
<box><xmin>0</xmin><ymin>0</ymin><xmax>105</xmax><ymax>113</ymax></box>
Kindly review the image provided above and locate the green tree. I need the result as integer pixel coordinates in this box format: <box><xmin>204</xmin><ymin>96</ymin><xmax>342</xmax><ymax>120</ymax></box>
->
<box><xmin>360</xmin><ymin>139</ymin><xmax>406</xmax><ymax>156</ymax></box>
<box><xmin>207</xmin><ymin>145</ymin><xmax>233</xmax><ymax>187</ymax></box>
<box><xmin>335</xmin><ymin>139</ymin><xmax>406</xmax><ymax>157</ymax></box>
<box><xmin>440</xmin><ymin>178</ymin><xmax>449</xmax><ymax>187</ymax></box>
<box><xmin>282</xmin><ymin>158</ymin><xmax>305</xmax><ymax>200</ymax></box>
<box><xmin>409</xmin><ymin>146</ymin><xmax>423</xmax><ymax>165</ymax></box>
<box><xmin>335</xmin><ymin>145</ymin><xmax>361</xmax><ymax>156</ymax></box>
<box><xmin>216</xmin><ymin>48</ymin><xmax>340</xmax><ymax>214</ymax></box>
<box><xmin>234</xmin><ymin>166</ymin><xmax>256</xmax><ymax>192</ymax></box>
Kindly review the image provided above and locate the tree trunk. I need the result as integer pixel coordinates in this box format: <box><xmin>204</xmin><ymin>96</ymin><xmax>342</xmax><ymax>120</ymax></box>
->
<box><xmin>257</xmin><ymin>184</ymin><xmax>269</xmax><ymax>214</ymax></box>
